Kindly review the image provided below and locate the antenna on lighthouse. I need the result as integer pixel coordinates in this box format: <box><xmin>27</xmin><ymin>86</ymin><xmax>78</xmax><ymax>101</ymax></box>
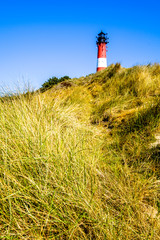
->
<box><xmin>96</xmin><ymin>31</ymin><xmax>109</xmax><ymax>72</ymax></box>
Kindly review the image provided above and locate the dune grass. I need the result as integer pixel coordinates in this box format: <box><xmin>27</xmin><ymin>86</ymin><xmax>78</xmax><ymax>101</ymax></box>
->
<box><xmin>0</xmin><ymin>64</ymin><xmax>160</xmax><ymax>239</ymax></box>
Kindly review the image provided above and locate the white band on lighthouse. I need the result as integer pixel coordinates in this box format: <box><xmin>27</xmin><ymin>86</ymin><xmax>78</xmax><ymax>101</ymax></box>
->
<box><xmin>97</xmin><ymin>58</ymin><xmax>107</xmax><ymax>68</ymax></box>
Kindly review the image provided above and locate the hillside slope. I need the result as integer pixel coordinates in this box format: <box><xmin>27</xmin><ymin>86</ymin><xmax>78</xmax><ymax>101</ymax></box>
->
<box><xmin>1</xmin><ymin>63</ymin><xmax>160</xmax><ymax>239</ymax></box>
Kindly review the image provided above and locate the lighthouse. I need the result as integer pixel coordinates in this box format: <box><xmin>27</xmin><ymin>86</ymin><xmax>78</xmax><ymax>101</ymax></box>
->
<box><xmin>96</xmin><ymin>31</ymin><xmax>109</xmax><ymax>72</ymax></box>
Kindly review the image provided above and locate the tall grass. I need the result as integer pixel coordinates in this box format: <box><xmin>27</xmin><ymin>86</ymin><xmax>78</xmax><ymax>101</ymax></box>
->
<box><xmin>0</xmin><ymin>64</ymin><xmax>160</xmax><ymax>239</ymax></box>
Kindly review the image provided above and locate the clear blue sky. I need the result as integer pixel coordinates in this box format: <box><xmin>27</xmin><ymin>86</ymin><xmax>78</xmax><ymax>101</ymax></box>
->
<box><xmin>0</xmin><ymin>0</ymin><xmax>160</xmax><ymax>91</ymax></box>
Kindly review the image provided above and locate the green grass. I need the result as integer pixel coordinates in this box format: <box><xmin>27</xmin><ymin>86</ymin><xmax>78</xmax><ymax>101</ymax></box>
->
<box><xmin>0</xmin><ymin>64</ymin><xmax>160</xmax><ymax>239</ymax></box>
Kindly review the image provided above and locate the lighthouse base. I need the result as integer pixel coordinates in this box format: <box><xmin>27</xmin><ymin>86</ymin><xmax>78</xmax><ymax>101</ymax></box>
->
<box><xmin>97</xmin><ymin>67</ymin><xmax>106</xmax><ymax>72</ymax></box>
<box><xmin>97</xmin><ymin>57</ymin><xmax>107</xmax><ymax>72</ymax></box>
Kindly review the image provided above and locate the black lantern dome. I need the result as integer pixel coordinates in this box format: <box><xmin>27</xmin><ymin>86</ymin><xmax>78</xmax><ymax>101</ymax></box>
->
<box><xmin>96</xmin><ymin>31</ymin><xmax>109</xmax><ymax>44</ymax></box>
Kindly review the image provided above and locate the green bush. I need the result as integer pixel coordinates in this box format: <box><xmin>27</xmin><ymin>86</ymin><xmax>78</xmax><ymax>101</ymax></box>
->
<box><xmin>40</xmin><ymin>75</ymin><xmax>70</xmax><ymax>92</ymax></box>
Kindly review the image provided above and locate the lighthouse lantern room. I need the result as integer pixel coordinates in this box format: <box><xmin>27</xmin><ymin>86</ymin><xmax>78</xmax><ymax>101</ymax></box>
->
<box><xmin>96</xmin><ymin>31</ymin><xmax>109</xmax><ymax>72</ymax></box>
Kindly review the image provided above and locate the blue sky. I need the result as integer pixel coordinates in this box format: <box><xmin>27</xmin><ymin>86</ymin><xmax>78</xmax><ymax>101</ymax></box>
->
<box><xmin>0</xmin><ymin>0</ymin><xmax>160</xmax><ymax>91</ymax></box>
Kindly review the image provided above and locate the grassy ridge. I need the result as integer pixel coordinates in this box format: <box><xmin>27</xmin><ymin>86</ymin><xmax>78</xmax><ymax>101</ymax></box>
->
<box><xmin>0</xmin><ymin>64</ymin><xmax>160</xmax><ymax>239</ymax></box>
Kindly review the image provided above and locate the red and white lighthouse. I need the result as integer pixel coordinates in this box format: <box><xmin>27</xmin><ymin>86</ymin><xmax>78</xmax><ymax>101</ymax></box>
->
<box><xmin>96</xmin><ymin>31</ymin><xmax>109</xmax><ymax>72</ymax></box>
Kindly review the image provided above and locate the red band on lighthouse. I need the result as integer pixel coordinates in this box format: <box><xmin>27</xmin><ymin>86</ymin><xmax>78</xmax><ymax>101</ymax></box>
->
<box><xmin>96</xmin><ymin>31</ymin><xmax>109</xmax><ymax>72</ymax></box>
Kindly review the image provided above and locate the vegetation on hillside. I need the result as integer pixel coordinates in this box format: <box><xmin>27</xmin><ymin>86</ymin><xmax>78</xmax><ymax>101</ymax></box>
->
<box><xmin>1</xmin><ymin>64</ymin><xmax>160</xmax><ymax>239</ymax></box>
<box><xmin>40</xmin><ymin>76</ymin><xmax>70</xmax><ymax>92</ymax></box>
